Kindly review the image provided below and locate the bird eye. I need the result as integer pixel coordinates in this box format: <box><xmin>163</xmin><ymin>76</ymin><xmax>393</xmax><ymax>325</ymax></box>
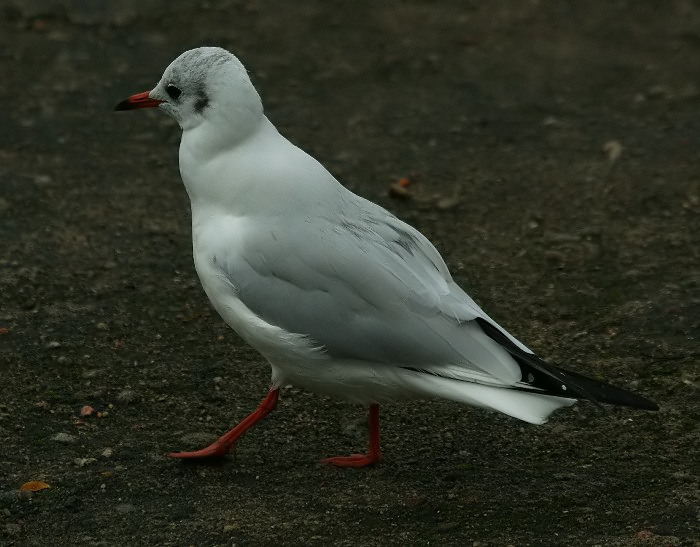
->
<box><xmin>166</xmin><ymin>84</ymin><xmax>182</xmax><ymax>100</ymax></box>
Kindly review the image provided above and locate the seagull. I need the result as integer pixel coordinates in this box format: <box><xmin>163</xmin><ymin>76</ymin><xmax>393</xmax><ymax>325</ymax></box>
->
<box><xmin>115</xmin><ymin>47</ymin><xmax>658</xmax><ymax>467</ymax></box>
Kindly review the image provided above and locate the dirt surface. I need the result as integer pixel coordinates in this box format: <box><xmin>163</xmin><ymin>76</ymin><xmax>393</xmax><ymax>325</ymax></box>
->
<box><xmin>1</xmin><ymin>1</ymin><xmax>698</xmax><ymax>545</ymax></box>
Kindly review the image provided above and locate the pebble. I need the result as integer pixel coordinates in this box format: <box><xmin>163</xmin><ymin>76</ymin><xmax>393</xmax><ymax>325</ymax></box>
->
<box><xmin>436</xmin><ymin>196</ymin><xmax>460</xmax><ymax>210</ymax></box>
<box><xmin>117</xmin><ymin>389</ymin><xmax>136</xmax><ymax>403</ymax></box>
<box><xmin>51</xmin><ymin>432</ymin><xmax>77</xmax><ymax>443</ymax></box>
<box><xmin>388</xmin><ymin>182</ymin><xmax>411</xmax><ymax>199</ymax></box>
<box><xmin>115</xmin><ymin>503</ymin><xmax>136</xmax><ymax>514</ymax></box>
<box><xmin>603</xmin><ymin>140</ymin><xmax>623</xmax><ymax>162</ymax></box>
<box><xmin>647</xmin><ymin>84</ymin><xmax>671</xmax><ymax>99</ymax></box>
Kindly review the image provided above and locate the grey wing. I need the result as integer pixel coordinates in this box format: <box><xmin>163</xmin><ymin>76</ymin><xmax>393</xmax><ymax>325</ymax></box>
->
<box><xmin>221</xmin><ymin>198</ymin><xmax>522</xmax><ymax>383</ymax></box>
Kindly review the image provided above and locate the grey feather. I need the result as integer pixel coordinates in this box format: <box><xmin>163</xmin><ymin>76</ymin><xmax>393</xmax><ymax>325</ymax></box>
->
<box><xmin>215</xmin><ymin>193</ymin><xmax>519</xmax><ymax>382</ymax></box>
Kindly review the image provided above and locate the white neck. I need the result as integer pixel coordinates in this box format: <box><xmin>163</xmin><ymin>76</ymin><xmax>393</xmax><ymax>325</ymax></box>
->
<box><xmin>179</xmin><ymin>116</ymin><xmax>346</xmax><ymax>222</ymax></box>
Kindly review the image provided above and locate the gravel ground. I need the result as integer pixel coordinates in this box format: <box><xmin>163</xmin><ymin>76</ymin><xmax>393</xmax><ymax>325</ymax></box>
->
<box><xmin>0</xmin><ymin>1</ymin><xmax>698</xmax><ymax>545</ymax></box>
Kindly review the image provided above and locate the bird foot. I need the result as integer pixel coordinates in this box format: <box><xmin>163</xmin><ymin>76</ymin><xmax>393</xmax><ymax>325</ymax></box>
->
<box><xmin>169</xmin><ymin>388</ymin><xmax>279</xmax><ymax>461</ymax></box>
<box><xmin>321</xmin><ymin>452</ymin><xmax>381</xmax><ymax>468</ymax></box>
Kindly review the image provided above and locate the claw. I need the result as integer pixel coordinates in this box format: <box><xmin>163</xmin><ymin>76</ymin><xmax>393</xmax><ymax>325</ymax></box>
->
<box><xmin>321</xmin><ymin>452</ymin><xmax>381</xmax><ymax>468</ymax></box>
<box><xmin>168</xmin><ymin>442</ymin><xmax>233</xmax><ymax>459</ymax></box>
<box><xmin>321</xmin><ymin>403</ymin><xmax>382</xmax><ymax>468</ymax></box>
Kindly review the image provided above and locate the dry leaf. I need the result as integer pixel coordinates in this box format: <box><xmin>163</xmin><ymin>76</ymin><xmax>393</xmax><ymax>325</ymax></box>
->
<box><xmin>20</xmin><ymin>480</ymin><xmax>50</xmax><ymax>492</ymax></box>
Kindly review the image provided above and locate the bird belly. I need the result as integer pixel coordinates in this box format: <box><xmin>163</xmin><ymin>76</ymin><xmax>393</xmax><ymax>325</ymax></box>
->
<box><xmin>191</xmin><ymin>243</ymin><xmax>575</xmax><ymax>418</ymax></box>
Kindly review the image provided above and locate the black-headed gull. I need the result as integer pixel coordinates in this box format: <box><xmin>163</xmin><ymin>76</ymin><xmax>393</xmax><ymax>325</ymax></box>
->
<box><xmin>115</xmin><ymin>47</ymin><xmax>658</xmax><ymax>467</ymax></box>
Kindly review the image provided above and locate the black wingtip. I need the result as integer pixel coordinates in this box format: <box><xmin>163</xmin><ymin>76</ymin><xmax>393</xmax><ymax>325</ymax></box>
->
<box><xmin>474</xmin><ymin>317</ymin><xmax>659</xmax><ymax>411</ymax></box>
<box><xmin>543</xmin><ymin>364</ymin><xmax>660</xmax><ymax>411</ymax></box>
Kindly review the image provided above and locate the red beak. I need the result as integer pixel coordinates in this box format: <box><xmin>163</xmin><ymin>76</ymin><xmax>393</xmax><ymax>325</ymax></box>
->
<box><xmin>114</xmin><ymin>91</ymin><xmax>163</xmax><ymax>111</ymax></box>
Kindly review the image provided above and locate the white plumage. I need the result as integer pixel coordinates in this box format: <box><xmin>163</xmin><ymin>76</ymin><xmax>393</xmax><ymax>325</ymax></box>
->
<box><xmin>115</xmin><ymin>47</ymin><xmax>657</xmax><ymax>467</ymax></box>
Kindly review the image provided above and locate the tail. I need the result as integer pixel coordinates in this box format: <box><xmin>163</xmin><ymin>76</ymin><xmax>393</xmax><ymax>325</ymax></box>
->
<box><xmin>474</xmin><ymin>317</ymin><xmax>659</xmax><ymax>411</ymax></box>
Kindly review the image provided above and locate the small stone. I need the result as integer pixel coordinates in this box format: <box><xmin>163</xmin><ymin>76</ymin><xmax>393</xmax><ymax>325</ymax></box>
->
<box><xmin>51</xmin><ymin>432</ymin><xmax>77</xmax><ymax>443</ymax></box>
<box><xmin>603</xmin><ymin>140</ymin><xmax>623</xmax><ymax>162</ymax></box>
<box><xmin>647</xmin><ymin>84</ymin><xmax>671</xmax><ymax>99</ymax></box>
<box><xmin>101</xmin><ymin>447</ymin><xmax>113</xmax><ymax>458</ymax></box>
<box><xmin>116</xmin><ymin>389</ymin><xmax>136</xmax><ymax>403</ymax></box>
<box><xmin>436</xmin><ymin>196</ymin><xmax>460</xmax><ymax>210</ymax></box>
<box><xmin>115</xmin><ymin>503</ymin><xmax>135</xmax><ymax>514</ymax></box>
<box><xmin>388</xmin><ymin>182</ymin><xmax>412</xmax><ymax>199</ymax></box>
<box><xmin>80</xmin><ymin>405</ymin><xmax>95</xmax><ymax>417</ymax></box>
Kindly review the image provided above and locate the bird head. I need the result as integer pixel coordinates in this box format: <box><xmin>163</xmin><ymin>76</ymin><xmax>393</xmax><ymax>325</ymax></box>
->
<box><xmin>115</xmin><ymin>47</ymin><xmax>264</xmax><ymax>137</ymax></box>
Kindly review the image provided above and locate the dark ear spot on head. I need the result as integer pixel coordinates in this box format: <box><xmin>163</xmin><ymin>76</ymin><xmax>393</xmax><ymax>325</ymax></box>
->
<box><xmin>194</xmin><ymin>89</ymin><xmax>209</xmax><ymax>113</ymax></box>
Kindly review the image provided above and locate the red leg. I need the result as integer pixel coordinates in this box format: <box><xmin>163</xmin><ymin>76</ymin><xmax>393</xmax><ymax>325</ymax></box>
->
<box><xmin>169</xmin><ymin>387</ymin><xmax>279</xmax><ymax>459</ymax></box>
<box><xmin>321</xmin><ymin>403</ymin><xmax>382</xmax><ymax>468</ymax></box>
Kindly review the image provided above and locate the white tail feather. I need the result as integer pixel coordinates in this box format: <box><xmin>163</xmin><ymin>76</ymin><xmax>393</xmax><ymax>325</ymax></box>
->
<box><xmin>400</xmin><ymin>371</ymin><xmax>576</xmax><ymax>424</ymax></box>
